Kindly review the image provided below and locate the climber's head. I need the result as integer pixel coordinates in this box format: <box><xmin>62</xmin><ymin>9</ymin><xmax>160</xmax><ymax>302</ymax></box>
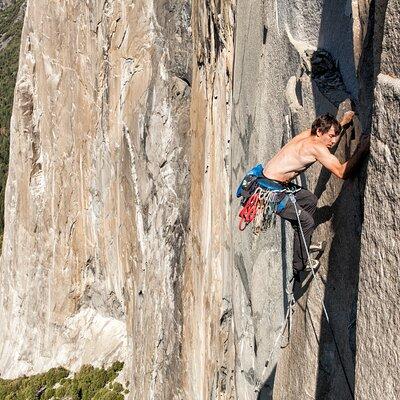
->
<box><xmin>311</xmin><ymin>113</ymin><xmax>341</xmax><ymax>136</ymax></box>
<box><xmin>311</xmin><ymin>113</ymin><xmax>341</xmax><ymax>148</ymax></box>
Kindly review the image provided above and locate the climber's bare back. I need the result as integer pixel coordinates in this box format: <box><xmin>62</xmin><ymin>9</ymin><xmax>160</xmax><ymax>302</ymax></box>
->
<box><xmin>263</xmin><ymin>129</ymin><xmax>322</xmax><ymax>182</ymax></box>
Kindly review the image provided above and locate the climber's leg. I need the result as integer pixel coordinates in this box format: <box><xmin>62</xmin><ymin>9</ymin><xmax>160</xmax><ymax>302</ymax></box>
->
<box><xmin>277</xmin><ymin>189</ymin><xmax>317</xmax><ymax>272</ymax></box>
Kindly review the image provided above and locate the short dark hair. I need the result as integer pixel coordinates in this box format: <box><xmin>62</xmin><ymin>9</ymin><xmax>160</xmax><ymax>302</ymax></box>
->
<box><xmin>311</xmin><ymin>113</ymin><xmax>340</xmax><ymax>135</ymax></box>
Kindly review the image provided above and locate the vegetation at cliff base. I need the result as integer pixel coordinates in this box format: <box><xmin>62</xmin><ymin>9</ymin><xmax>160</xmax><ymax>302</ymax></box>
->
<box><xmin>0</xmin><ymin>0</ymin><xmax>25</xmax><ymax>242</ymax></box>
<box><xmin>0</xmin><ymin>361</ymin><xmax>129</xmax><ymax>400</ymax></box>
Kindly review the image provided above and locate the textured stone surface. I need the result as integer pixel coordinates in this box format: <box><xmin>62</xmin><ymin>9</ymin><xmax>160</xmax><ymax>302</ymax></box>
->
<box><xmin>231</xmin><ymin>2</ymin><xmax>398</xmax><ymax>400</ymax></box>
<box><xmin>380</xmin><ymin>0</ymin><xmax>400</xmax><ymax>77</ymax></box>
<box><xmin>0</xmin><ymin>2</ymin><xmax>193</xmax><ymax>398</ymax></box>
<box><xmin>356</xmin><ymin>1</ymin><xmax>400</xmax><ymax>399</ymax></box>
<box><xmin>0</xmin><ymin>0</ymin><xmax>398</xmax><ymax>399</ymax></box>
<box><xmin>0</xmin><ymin>0</ymin><xmax>238</xmax><ymax>398</ymax></box>
<box><xmin>181</xmin><ymin>1</ymin><xmax>236</xmax><ymax>397</ymax></box>
<box><xmin>355</xmin><ymin>73</ymin><xmax>400</xmax><ymax>400</ymax></box>
<box><xmin>231</xmin><ymin>1</ymin><xmax>297</xmax><ymax>398</ymax></box>
<box><xmin>232</xmin><ymin>1</ymin><xmax>367</xmax><ymax>399</ymax></box>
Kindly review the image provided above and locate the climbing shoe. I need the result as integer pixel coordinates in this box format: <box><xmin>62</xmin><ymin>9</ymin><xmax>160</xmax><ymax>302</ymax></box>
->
<box><xmin>305</xmin><ymin>258</ymin><xmax>320</xmax><ymax>272</ymax></box>
<box><xmin>291</xmin><ymin>269</ymin><xmax>301</xmax><ymax>283</ymax></box>
<box><xmin>309</xmin><ymin>241</ymin><xmax>326</xmax><ymax>253</ymax></box>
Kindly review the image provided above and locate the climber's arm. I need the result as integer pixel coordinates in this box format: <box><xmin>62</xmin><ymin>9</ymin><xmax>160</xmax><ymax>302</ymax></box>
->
<box><xmin>314</xmin><ymin>145</ymin><xmax>346</xmax><ymax>179</ymax></box>
<box><xmin>334</xmin><ymin>111</ymin><xmax>356</xmax><ymax>147</ymax></box>
<box><xmin>339</xmin><ymin>111</ymin><xmax>355</xmax><ymax>129</ymax></box>
<box><xmin>313</xmin><ymin>136</ymin><xmax>370</xmax><ymax>179</ymax></box>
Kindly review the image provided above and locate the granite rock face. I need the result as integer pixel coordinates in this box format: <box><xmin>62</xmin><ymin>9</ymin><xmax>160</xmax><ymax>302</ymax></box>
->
<box><xmin>232</xmin><ymin>1</ymin><xmax>362</xmax><ymax>398</ymax></box>
<box><xmin>0</xmin><ymin>0</ymin><xmax>399</xmax><ymax>399</ymax></box>
<box><xmin>232</xmin><ymin>1</ymin><xmax>398</xmax><ymax>400</ymax></box>
<box><xmin>356</xmin><ymin>1</ymin><xmax>400</xmax><ymax>399</ymax></box>
<box><xmin>181</xmin><ymin>1</ymin><xmax>236</xmax><ymax>397</ymax></box>
<box><xmin>0</xmin><ymin>0</ymin><xmax>236</xmax><ymax>398</ymax></box>
<box><xmin>0</xmin><ymin>1</ymin><xmax>193</xmax><ymax>397</ymax></box>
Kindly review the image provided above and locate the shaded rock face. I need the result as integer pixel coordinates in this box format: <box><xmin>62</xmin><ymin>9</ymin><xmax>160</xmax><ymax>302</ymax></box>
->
<box><xmin>356</xmin><ymin>1</ymin><xmax>400</xmax><ymax>399</ymax></box>
<box><xmin>0</xmin><ymin>1</ymin><xmax>399</xmax><ymax>400</ymax></box>
<box><xmin>232</xmin><ymin>1</ymin><xmax>360</xmax><ymax>398</ymax></box>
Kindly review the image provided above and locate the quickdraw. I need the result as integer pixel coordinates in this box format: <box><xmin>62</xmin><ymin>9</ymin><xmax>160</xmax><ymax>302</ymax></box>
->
<box><xmin>238</xmin><ymin>190</ymin><xmax>261</xmax><ymax>231</ymax></box>
<box><xmin>238</xmin><ymin>187</ymin><xmax>284</xmax><ymax>234</ymax></box>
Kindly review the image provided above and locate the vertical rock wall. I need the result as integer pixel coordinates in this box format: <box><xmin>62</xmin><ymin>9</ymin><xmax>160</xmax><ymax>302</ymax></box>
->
<box><xmin>0</xmin><ymin>0</ymin><xmax>237</xmax><ymax>398</ymax></box>
<box><xmin>231</xmin><ymin>1</ymin><xmax>298</xmax><ymax>398</ymax></box>
<box><xmin>356</xmin><ymin>1</ymin><xmax>400</xmax><ymax>399</ymax></box>
<box><xmin>0</xmin><ymin>2</ymin><xmax>193</xmax><ymax>399</ymax></box>
<box><xmin>231</xmin><ymin>1</ymin><xmax>388</xmax><ymax>399</ymax></box>
<box><xmin>0</xmin><ymin>0</ymin><xmax>399</xmax><ymax>399</ymax></box>
<box><xmin>182</xmin><ymin>0</ymin><xmax>236</xmax><ymax>398</ymax></box>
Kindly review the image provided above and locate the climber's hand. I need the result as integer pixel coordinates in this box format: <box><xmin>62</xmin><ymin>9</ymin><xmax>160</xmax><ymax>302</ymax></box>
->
<box><xmin>340</xmin><ymin>111</ymin><xmax>355</xmax><ymax>127</ymax></box>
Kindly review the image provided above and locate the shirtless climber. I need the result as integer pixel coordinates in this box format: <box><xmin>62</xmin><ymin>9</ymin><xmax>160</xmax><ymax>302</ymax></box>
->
<box><xmin>263</xmin><ymin>112</ymin><xmax>370</xmax><ymax>277</ymax></box>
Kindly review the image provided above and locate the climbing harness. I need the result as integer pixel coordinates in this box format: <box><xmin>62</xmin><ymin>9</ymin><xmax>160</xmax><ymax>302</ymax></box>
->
<box><xmin>237</xmin><ymin>164</ymin><xmax>300</xmax><ymax>235</ymax></box>
<box><xmin>238</xmin><ymin>187</ymin><xmax>284</xmax><ymax>233</ymax></box>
